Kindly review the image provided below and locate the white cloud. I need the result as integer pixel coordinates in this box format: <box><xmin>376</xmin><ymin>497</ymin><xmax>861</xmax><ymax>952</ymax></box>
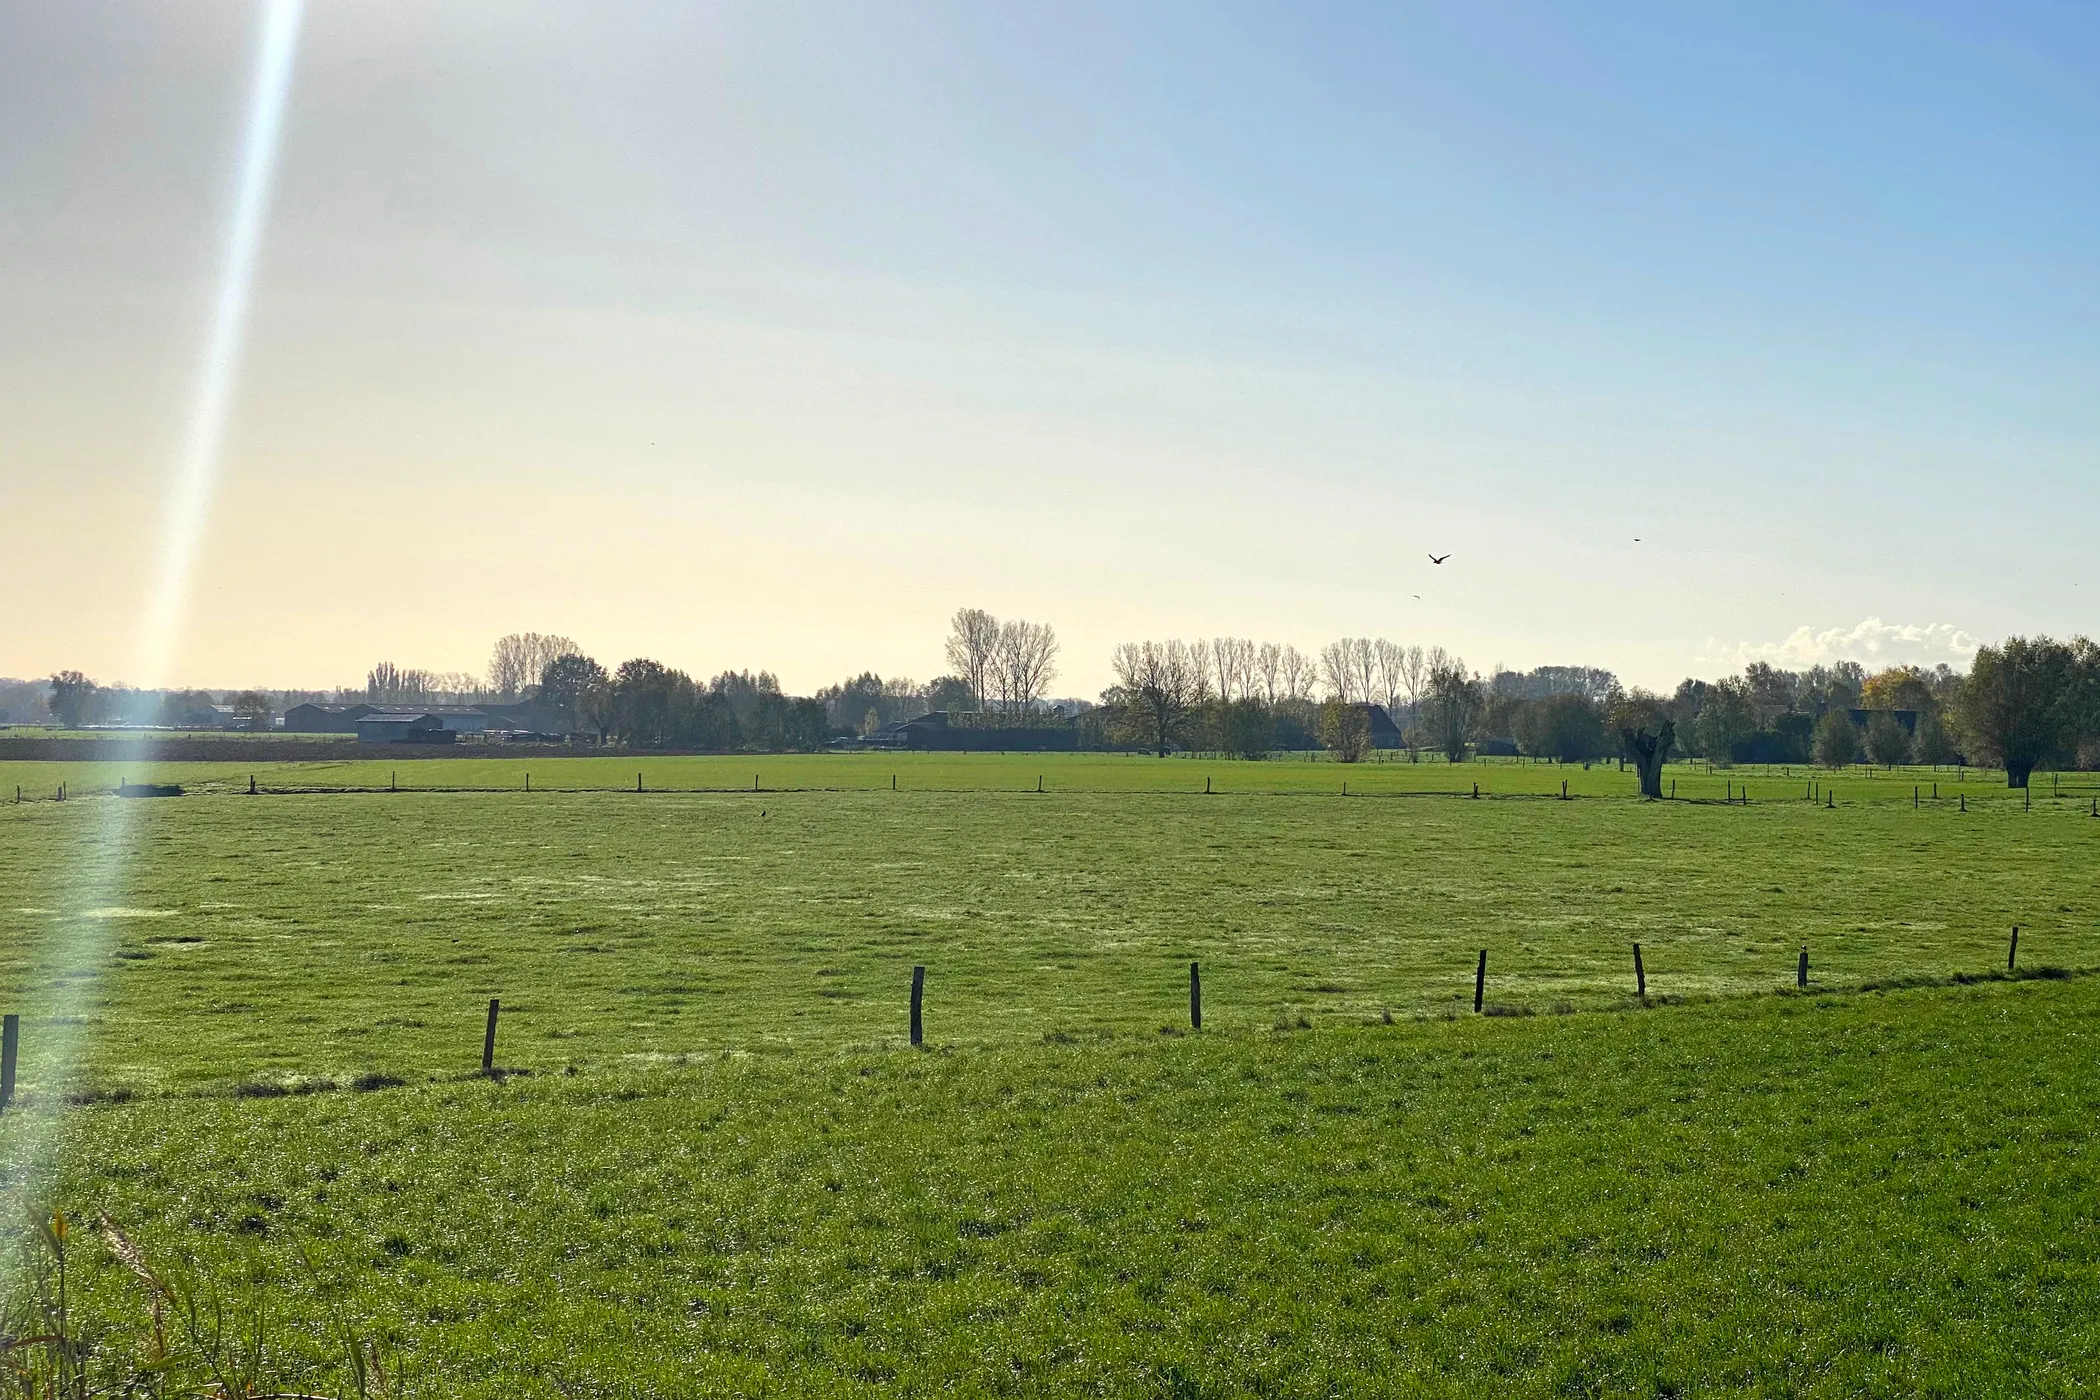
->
<box><xmin>1696</xmin><ymin>618</ymin><xmax>1981</xmax><ymax>674</ymax></box>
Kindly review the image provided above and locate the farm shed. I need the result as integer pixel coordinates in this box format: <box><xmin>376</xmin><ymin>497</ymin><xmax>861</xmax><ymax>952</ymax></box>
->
<box><xmin>356</xmin><ymin>713</ymin><xmax>453</xmax><ymax>744</ymax></box>
<box><xmin>284</xmin><ymin>702</ymin><xmax>375</xmax><ymax>733</ymax></box>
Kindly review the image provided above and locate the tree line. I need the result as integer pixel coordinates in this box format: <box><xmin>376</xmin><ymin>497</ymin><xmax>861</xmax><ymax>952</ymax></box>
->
<box><xmin>18</xmin><ymin>622</ymin><xmax>2100</xmax><ymax>785</ymax></box>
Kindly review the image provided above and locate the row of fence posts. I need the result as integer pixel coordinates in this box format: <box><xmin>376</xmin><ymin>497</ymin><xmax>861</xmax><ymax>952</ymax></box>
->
<box><xmin>0</xmin><ymin>926</ymin><xmax>2045</xmax><ymax>1098</ymax></box>
<box><xmin>25</xmin><ymin>776</ymin><xmax>2100</xmax><ymax>808</ymax></box>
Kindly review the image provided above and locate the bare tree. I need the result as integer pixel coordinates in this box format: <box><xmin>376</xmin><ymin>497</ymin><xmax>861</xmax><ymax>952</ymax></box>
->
<box><xmin>1256</xmin><ymin>642</ymin><xmax>1283</xmax><ymax>704</ymax></box>
<box><xmin>367</xmin><ymin>663</ymin><xmax>433</xmax><ymax>705</ymax></box>
<box><xmin>1187</xmin><ymin>640</ymin><xmax>1215</xmax><ymax>703</ymax></box>
<box><xmin>1110</xmin><ymin>640</ymin><xmax>1202</xmax><ymax>756</ymax></box>
<box><xmin>944</xmin><ymin>608</ymin><xmax>1001</xmax><ymax>711</ymax></box>
<box><xmin>1280</xmin><ymin>645</ymin><xmax>1313</xmax><ymax>702</ymax></box>
<box><xmin>1320</xmin><ymin>640</ymin><xmax>1362</xmax><ymax>701</ymax></box>
<box><xmin>488</xmin><ymin>633</ymin><xmax>580</xmax><ymax>701</ymax></box>
<box><xmin>1372</xmin><ymin>638</ymin><xmax>1407</xmax><ymax>713</ymax></box>
<box><xmin>1349</xmin><ymin>638</ymin><xmax>1377</xmax><ymax>708</ymax></box>
<box><xmin>995</xmin><ymin>619</ymin><xmax>1060</xmax><ymax>713</ymax></box>
<box><xmin>1397</xmin><ymin>644</ymin><xmax>1427</xmax><ymax>724</ymax></box>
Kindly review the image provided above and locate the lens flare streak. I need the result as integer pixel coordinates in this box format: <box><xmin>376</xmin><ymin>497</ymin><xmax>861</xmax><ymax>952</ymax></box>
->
<box><xmin>3</xmin><ymin>0</ymin><xmax>305</xmax><ymax>1223</ymax></box>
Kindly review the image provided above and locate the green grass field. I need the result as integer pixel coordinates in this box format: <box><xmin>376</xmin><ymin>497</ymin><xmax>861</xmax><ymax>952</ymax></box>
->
<box><xmin>2</xmin><ymin>754</ymin><xmax>2097</xmax><ymax>1394</ymax></box>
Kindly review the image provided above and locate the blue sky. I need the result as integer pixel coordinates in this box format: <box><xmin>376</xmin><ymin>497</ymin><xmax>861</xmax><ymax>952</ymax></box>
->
<box><xmin>3</xmin><ymin>1</ymin><xmax>2094</xmax><ymax>691</ymax></box>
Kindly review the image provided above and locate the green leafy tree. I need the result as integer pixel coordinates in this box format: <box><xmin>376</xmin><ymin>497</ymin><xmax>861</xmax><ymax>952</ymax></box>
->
<box><xmin>1318</xmin><ymin>701</ymin><xmax>1370</xmax><ymax>762</ymax></box>
<box><xmin>1214</xmin><ymin>699</ymin><xmax>1274</xmax><ymax>760</ymax></box>
<box><xmin>1864</xmin><ymin>712</ymin><xmax>1912</xmax><ymax>767</ymax></box>
<box><xmin>226</xmin><ymin>691</ymin><xmax>273</xmax><ymax>731</ymax></box>
<box><xmin>1912</xmin><ymin>710</ymin><xmax>1958</xmax><ymax>766</ymax></box>
<box><xmin>1423</xmin><ymin>660</ymin><xmax>1482</xmax><ymax>762</ymax></box>
<box><xmin>1813</xmin><ymin>709</ymin><xmax>1861</xmax><ymax>768</ymax></box>
<box><xmin>1692</xmin><ymin>680</ymin><xmax>1756</xmax><ymax>762</ymax></box>
<box><xmin>538</xmin><ymin>653</ymin><xmax>608</xmax><ymax>733</ymax></box>
<box><xmin>47</xmin><ymin>671</ymin><xmax>97</xmax><ymax>729</ymax></box>
<box><xmin>1951</xmin><ymin>636</ymin><xmax>2080</xmax><ymax>788</ymax></box>
<box><xmin>1514</xmin><ymin>693</ymin><xmax>1609</xmax><ymax>762</ymax></box>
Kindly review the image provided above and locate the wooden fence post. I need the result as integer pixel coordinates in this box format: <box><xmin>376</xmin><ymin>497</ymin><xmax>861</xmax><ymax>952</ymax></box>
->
<box><xmin>482</xmin><ymin>998</ymin><xmax>500</xmax><ymax>1074</ymax></box>
<box><xmin>910</xmin><ymin>965</ymin><xmax>925</xmax><ymax>1047</ymax></box>
<box><xmin>2008</xmin><ymin>926</ymin><xmax>2019</xmax><ymax>972</ymax></box>
<box><xmin>1633</xmin><ymin>942</ymin><xmax>1645</xmax><ymax>998</ymax></box>
<box><xmin>1473</xmin><ymin>950</ymin><xmax>1487</xmax><ymax>1013</ymax></box>
<box><xmin>1</xmin><ymin>1014</ymin><xmax>16</xmax><ymax>1109</ymax></box>
<box><xmin>1797</xmin><ymin>945</ymin><xmax>1808</xmax><ymax>989</ymax></box>
<box><xmin>1190</xmin><ymin>962</ymin><xmax>1202</xmax><ymax>1030</ymax></box>
<box><xmin>248</xmin><ymin>775</ymin><xmax>257</xmax><ymax>795</ymax></box>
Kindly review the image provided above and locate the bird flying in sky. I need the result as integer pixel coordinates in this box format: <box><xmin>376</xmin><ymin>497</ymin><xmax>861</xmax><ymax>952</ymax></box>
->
<box><xmin>1428</xmin><ymin>553</ymin><xmax>1450</xmax><ymax>565</ymax></box>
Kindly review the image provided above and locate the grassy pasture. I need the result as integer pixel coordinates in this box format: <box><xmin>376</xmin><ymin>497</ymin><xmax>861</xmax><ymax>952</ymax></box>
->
<box><xmin>3</xmin><ymin>754</ymin><xmax>2098</xmax><ymax>1393</ymax></box>
<box><xmin>11</xmin><ymin>979</ymin><xmax>2100</xmax><ymax>1396</ymax></box>
<box><xmin>0</xmin><ymin>755</ymin><xmax>2095</xmax><ymax>1094</ymax></box>
<box><xmin>2</xmin><ymin>748</ymin><xmax>2090</xmax><ymax>805</ymax></box>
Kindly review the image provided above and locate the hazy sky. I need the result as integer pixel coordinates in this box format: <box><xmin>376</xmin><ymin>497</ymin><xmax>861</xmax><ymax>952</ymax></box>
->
<box><xmin>4</xmin><ymin>2</ymin><xmax>2095</xmax><ymax>695</ymax></box>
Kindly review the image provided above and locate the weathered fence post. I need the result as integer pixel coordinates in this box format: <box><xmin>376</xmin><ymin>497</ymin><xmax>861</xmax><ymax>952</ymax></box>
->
<box><xmin>1913</xmin><ymin>785</ymin><xmax>1919</xmax><ymax>809</ymax></box>
<box><xmin>2009</xmin><ymin>926</ymin><xmax>2019</xmax><ymax>972</ymax></box>
<box><xmin>1797</xmin><ymin>945</ymin><xmax>1808</xmax><ymax>988</ymax></box>
<box><xmin>482</xmin><ymin>998</ymin><xmax>500</xmax><ymax>1074</ymax></box>
<box><xmin>637</xmin><ymin>772</ymin><xmax>644</xmax><ymax>793</ymax></box>
<box><xmin>892</xmin><ymin>774</ymin><xmax>897</xmax><ymax>791</ymax></box>
<box><xmin>1826</xmin><ymin>789</ymin><xmax>1834</xmax><ymax>809</ymax></box>
<box><xmin>390</xmin><ymin>771</ymin><xmax>396</xmax><ymax>792</ymax></box>
<box><xmin>1</xmin><ymin>1014</ymin><xmax>17</xmax><ymax>1109</ymax></box>
<box><xmin>1473</xmin><ymin>950</ymin><xmax>1487</xmax><ymax>1013</ymax></box>
<box><xmin>1190</xmin><ymin>961</ymin><xmax>1202</xmax><ymax>1030</ymax></box>
<box><xmin>1471</xmin><ymin>782</ymin><xmax>1479</xmax><ymax>799</ymax></box>
<box><xmin>249</xmin><ymin>774</ymin><xmax>257</xmax><ymax>796</ymax></box>
<box><xmin>1037</xmin><ymin>775</ymin><xmax>1044</xmax><ymax>793</ymax></box>
<box><xmin>1561</xmin><ymin>779</ymin><xmax>1568</xmax><ymax>800</ymax></box>
<box><xmin>910</xmin><ymin>965</ymin><xmax>925</xmax><ymax>1047</ymax></box>
<box><xmin>1205</xmin><ymin>775</ymin><xmax>1212</xmax><ymax>794</ymax></box>
<box><xmin>525</xmin><ymin>773</ymin><xmax>530</xmax><ymax>792</ymax></box>
<box><xmin>1960</xmin><ymin>793</ymin><xmax>1966</xmax><ymax>813</ymax></box>
<box><xmin>1633</xmin><ymin>942</ymin><xmax>1646</xmax><ymax>998</ymax></box>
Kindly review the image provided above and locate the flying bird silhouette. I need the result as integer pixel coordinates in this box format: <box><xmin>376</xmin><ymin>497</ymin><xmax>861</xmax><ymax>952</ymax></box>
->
<box><xmin>1428</xmin><ymin>553</ymin><xmax>1450</xmax><ymax>565</ymax></box>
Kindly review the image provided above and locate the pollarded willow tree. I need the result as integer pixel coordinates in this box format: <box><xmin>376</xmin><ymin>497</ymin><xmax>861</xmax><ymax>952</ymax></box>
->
<box><xmin>1620</xmin><ymin>719</ymin><xmax>1676</xmax><ymax>799</ymax></box>
<box><xmin>1951</xmin><ymin>635</ymin><xmax>2091</xmax><ymax>789</ymax></box>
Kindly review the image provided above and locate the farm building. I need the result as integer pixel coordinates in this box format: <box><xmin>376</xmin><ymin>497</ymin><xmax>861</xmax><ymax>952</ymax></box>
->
<box><xmin>1360</xmin><ymin>704</ymin><xmax>1404</xmax><ymax>749</ymax></box>
<box><xmin>283</xmin><ymin>703</ymin><xmax>376</xmax><ymax>733</ymax></box>
<box><xmin>355</xmin><ymin>713</ymin><xmax>457</xmax><ymax>744</ymax></box>
<box><xmin>868</xmin><ymin>712</ymin><xmax>1080</xmax><ymax>753</ymax></box>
